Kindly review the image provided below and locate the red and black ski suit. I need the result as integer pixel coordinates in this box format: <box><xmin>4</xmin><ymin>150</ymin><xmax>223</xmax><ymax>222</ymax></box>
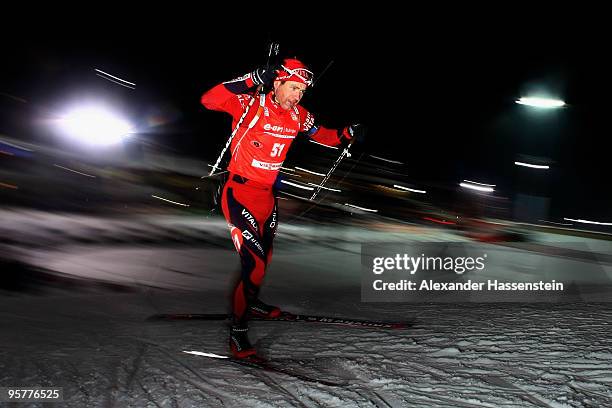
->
<box><xmin>201</xmin><ymin>74</ymin><xmax>344</xmax><ymax>326</ymax></box>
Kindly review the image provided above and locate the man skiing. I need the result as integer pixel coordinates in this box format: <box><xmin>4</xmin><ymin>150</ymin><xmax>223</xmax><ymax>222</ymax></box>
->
<box><xmin>201</xmin><ymin>58</ymin><xmax>361</xmax><ymax>358</ymax></box>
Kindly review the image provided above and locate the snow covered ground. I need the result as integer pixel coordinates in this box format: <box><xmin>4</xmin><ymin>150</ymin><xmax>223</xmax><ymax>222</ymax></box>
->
<box><xmin>1</xmin><ymin>209</ymin><xmax>611</xmax><ymax>407</ymax></box>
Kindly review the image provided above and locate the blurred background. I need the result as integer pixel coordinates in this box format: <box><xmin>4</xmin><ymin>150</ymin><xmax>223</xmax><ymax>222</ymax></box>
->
<box><xmin>1</xmin><ymin>15</ymin><xmax>611</xmax><ymax>293</ymax></box>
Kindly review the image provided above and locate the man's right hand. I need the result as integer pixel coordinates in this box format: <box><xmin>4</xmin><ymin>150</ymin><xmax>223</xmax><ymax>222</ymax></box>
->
<box><xmin>251</xmin><ymin>64</ymin><xmax>281</xmax><ymax>86</ymax></box>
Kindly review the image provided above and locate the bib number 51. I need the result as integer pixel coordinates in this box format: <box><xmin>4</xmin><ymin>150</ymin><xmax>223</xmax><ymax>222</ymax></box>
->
<box><xmin>270</xmin><ymin>143</ymin><xmax>285</xmax><ymax>158</ymax></box>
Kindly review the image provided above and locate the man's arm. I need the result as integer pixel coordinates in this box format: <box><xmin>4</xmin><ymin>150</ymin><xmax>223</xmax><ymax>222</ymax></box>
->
<box><xmin>201</xmin><ymin>66</ymin><xmax>278</xmax><ymax>115</ymax></box>
<box><xmin>298</xmin><ymin>107</ymin><xmax>356</xmax><ymax>147</ymax></box>
<box><xmin>200</xmin><ymin>74</ymin><xmax>255</xmax><ymax>116</ymax></box>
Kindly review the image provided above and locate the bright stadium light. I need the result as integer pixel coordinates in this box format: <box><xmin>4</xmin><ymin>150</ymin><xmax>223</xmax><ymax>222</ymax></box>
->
<box><xmin>344</xmin><ymin>203</ymin><xmax>378</xmax><ymax>212</ymax></box>
<box><xmin>515</xmin><ymin>97</ymin><xmax>565</xmax><ymax>109</ymax></box>
<box><xmin>393</xmin><ymin>184</ymin><xmax>426</xmax><ymax>194</ymax></box>
<box><xmin>515</xmin><ymin>161</ymin><xmax>550</xmax><ymax>169</ymax></box>
<box><xmin>460</xmin><ymin>182</ymin><xmax>494</xmax><ymax>193</ymax></box>
<box><xmin>463</xmin><ymin>179</ymin><xmax>495</xmax><ymax>187</ymax></box>
<box><xmin>58</xmin><ymin>106</ymin><xmax>134</xmax><ymax>146</ymax></box>
<box><xmin>563</xmin><ymin>218</ymin><xmax>612</xmax><ymax>226</ymax></box>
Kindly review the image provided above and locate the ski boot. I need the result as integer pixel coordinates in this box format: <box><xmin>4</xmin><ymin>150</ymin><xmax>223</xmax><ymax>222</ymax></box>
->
<box><xmin>229</xmin><ymin>325</ymin><xmax>257</xmax><ymax>359</ymax></box>
<box><xmin>249</xmin><ymin>298</ymin><xmax>281</xmax><ymax>318</ymax></box>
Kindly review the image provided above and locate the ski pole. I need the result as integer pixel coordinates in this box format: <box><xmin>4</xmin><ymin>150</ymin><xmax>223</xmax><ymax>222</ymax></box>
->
<box><xmin>310</xmin><ymin>137</ymin><xmax>355</xmax><ymax>201</ymax></box>
<box><xmin>207</xmin><ymin>88</ymin><xmax>261</xmax><ymax>176</ymax></box>
<box><xmin>207</xmin><ymin>42</ymin><xmax>279</xmax><ymax>177</ymax></box>
<box><xmin>311</xmin><ymin>59</ymin><xmax>334</xmax><ymax>88</ymax></box>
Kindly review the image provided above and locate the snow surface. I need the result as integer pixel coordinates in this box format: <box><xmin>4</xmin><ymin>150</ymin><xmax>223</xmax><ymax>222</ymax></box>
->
<box><xmin>1</xmin><ymin>209</ymin><xmax>612</xmax><ymax>407</ymax></box>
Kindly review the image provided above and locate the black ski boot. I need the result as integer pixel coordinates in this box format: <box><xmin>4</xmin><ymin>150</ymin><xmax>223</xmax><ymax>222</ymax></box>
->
<box><xmin>229</xmin><ymin>325</ymin><xmax>256</xmax><ymax>359</ymax></box>
<box><xmin>249</xmin><ymin>299</ymin><xmax>281</xmax><ymax>318</ymax></box>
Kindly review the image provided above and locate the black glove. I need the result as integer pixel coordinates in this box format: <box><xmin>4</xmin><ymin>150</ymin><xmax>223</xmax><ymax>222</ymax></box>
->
<box><xmin>341</xmin><ymin>123</ymin><xmax>366</xmax><ymax>145</ymax></box>
<box><xmin>251</xmin><ymin>63</ymin><xmax>281</xmax><ymax>86</ymax></box>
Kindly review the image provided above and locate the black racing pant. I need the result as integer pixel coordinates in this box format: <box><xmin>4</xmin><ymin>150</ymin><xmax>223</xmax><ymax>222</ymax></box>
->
<box><xmin>221</xmin><ymin>174</ymin><xmax>278</xmax><ymax>326</ymax></box>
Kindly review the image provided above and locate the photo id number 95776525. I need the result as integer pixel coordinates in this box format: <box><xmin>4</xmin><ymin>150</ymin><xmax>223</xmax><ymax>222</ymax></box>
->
<box><xmin>1</xmin><ymin>387</ymin><xmax>63</xmax><ymax>402</ymax></box>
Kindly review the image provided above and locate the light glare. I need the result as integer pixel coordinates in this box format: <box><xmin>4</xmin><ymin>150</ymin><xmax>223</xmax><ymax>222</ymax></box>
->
<box><xmin>515</xmin><ymin>161</ymin><xmax>550</xmax><ymax>169</ymax></box>
<box><xmin>59</xmin><ymin>107</ymin><xmax>133</xmax><ymax>145</ymax></box>
<box><xmin>563</xmin><ymin>218</ymin><xmax>612</xmax><ymax>226</ymax></box>
<box><xmin>516</xmin><ymin>97</ymin><xmax>565</xmax><ymax>108</ymax></box>
<box><xmin>460</xmin><ymin>182</ymin><xmax>494</xmax><ymax>192</ymax></box>
<box><xmin>393</xmin><ymin>184</ymin><xmax>426</xmax><ymax>194</ymax></box>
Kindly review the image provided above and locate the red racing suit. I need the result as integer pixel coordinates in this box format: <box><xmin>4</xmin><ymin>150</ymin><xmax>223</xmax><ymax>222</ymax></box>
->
<box><xmin>201</xmin><ymin>73</ymin><xmax>345</xmax><ymax>325</ymax></box>
<box><xmin>201</xmin><ymin>74</ymin><xmax>343</xmax><ymax>185</ymax></box>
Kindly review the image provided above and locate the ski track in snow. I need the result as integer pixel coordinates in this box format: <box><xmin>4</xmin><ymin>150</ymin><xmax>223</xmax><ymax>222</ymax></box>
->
<box><xmin>1</xmin><ymin>210</ymin><xmax>612</xmax><ymax>407</ymax></box>
<box><xmin>1</xmin><ymin>292</ymin><xmax>611</xmax><ymax>407</ymax></box>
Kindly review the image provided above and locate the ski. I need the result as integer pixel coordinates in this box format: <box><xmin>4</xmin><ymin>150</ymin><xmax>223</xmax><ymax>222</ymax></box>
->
<box><xmin>182</xmin><ymin>350</ymin><xmax>347</xmax><ymax>386</ymax></box>
<box><xmin>148</xmin><ymin>311</ymin><xmax>413</xmax><ymax>329</ymax></box>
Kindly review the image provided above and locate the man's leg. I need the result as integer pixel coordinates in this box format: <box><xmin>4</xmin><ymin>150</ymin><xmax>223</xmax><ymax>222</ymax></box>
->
<box><xmin>221</xmin><ymin>181</ymin><xmax>274</xmax><ymax>357</ymax></box>
<box><xmin>249</xmin><ymin>198</ymin><xmax>280</xmax><ymax>318</ymax></box>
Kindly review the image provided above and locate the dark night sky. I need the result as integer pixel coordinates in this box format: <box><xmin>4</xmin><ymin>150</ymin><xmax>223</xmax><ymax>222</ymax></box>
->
<box><xmin>2</xmin><ymin>14</ymin><xmax>611</xmax><ymax>219</ymax></box>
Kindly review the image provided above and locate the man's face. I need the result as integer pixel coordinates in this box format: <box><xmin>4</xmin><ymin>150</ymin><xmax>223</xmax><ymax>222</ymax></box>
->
<box><xmin>273</xmin><ymin>80</ymin><xmax>307</xmax><ymax>110</ymax></box>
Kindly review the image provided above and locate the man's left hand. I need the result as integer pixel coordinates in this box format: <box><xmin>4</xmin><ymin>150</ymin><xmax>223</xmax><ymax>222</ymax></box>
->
<box><xmin>341</xmin><ymin>123</ymin><xmax>366</xmax><ymax>145</ymax></box>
